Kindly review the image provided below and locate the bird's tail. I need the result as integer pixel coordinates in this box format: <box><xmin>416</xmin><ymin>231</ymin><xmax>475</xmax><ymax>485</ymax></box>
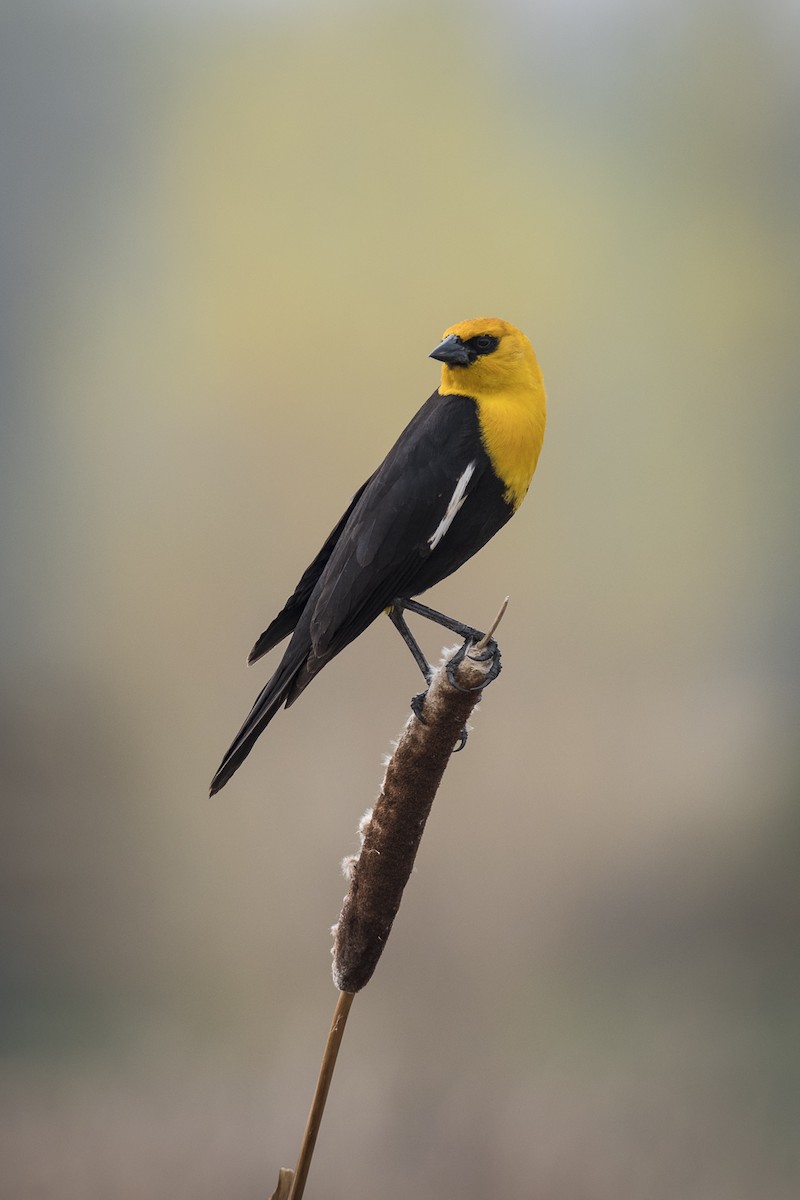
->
<box><xmin>209</xmin><ymin>657</ymin><xmax>302</xmax><ymax>795</ymax></box>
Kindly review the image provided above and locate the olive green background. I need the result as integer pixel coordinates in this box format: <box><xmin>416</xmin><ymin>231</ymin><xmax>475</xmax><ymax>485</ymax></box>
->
<box><xmin>2</xmin><ymin>1</ymin><xmax>799</xmax><ymax>1196</ymax></box>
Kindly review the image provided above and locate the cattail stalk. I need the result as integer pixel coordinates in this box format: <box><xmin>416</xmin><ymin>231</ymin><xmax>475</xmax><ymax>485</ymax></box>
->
<box><xmin>285</xmin><ymin>990</ymin><xmax>354</xmax><ymax>1200</ymax></box>
<box><xmin>271</xmin><ymin>606</ymin><xmax>506</xmax><ymax>1200</ymax></box>
<box><xmin>332</xmin><ymin>626</ymin><xmax>503</xmax><ymax>992</ymax></box>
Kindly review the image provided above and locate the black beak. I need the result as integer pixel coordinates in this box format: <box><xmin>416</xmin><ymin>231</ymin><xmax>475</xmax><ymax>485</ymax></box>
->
<box><xmin>429</xmin><ymin>333</ymin><xmax>470</xmax><ymax>366</ymax></box>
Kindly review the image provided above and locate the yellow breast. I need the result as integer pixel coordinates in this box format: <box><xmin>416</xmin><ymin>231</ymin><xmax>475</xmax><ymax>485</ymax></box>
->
<box><xmin>475</xmin><ymin>388</ymin><xmax>546</xmax><ymax>509</ymax></box>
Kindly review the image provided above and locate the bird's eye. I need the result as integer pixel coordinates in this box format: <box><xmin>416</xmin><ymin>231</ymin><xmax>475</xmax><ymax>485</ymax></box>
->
<box><xmin>467</xmin><ymin>333</ymin><xmax>499</xmax><ymax>358</ymax></box>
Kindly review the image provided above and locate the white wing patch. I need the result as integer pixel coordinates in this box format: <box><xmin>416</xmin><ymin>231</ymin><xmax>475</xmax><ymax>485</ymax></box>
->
<box><xmin>428</xmin><ymin>462</ymin><xmax>476</xmax><ymax>551</ymax></box>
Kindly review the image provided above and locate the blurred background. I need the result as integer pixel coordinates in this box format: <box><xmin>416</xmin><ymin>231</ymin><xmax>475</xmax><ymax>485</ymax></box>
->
<box><xmin>2</xmin><ymin>0</ymin><xmax>799</xmax><ymax>1196</ymax></box>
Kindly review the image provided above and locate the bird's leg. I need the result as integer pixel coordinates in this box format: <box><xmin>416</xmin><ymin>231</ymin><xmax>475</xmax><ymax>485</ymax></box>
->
<box><xmin>387</xmin><ymin>605</ymin><xmax>434</xmax><ymax>725</ymax></box>
<box><xmin>387</xmin><ymin>605</ymin><xmax>434</xmax><ymax>683</ymax></box>
<box><xmin>390</xmin><ymin>599</ymin><xmax>499</xmax><ymax>748</ymax></box>
<box><xmin>395</xmin><ymin>597</ymin><xmax>485</xmax><ymax>644</ymax></box>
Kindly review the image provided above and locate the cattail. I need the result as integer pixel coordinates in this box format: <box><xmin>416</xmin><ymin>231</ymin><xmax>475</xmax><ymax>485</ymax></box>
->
<box><xmin>332</xmin><ymin>635</ymin><xmax>502</xmax><ymax>992</ymax></box>
<box><xmin>275</xmin><ymin>607</ymin><xmax>507</xmax><ymax>1200</ymax></box>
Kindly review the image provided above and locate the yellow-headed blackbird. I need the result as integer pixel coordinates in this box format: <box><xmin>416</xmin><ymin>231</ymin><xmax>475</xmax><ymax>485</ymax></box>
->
<box><xmin>210</xmin><ymin>317</ymin><xmax>546</xmax><ymax>795</ymax></box>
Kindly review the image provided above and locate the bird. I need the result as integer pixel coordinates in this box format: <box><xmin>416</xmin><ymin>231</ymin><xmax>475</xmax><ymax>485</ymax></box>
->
<box><xmin>210</xmin><ymin>317</ymin><xmax>546</xmax><ymax>795</ymax></box>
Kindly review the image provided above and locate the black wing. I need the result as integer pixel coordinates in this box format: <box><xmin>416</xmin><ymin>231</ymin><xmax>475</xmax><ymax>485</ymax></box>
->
<box><xmin>248</xmin><ymin>475</ymin><xmax>374</xmax><ymax>664</ymax></box>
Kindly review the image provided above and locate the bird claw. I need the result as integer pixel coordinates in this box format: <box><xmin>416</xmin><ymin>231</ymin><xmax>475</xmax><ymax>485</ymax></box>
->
<box><xmin>445</xmin><ymin>638</ymin><xmax>502</xmax><ymax>692</ymax></box>
<box><xmin>453</xmin><ymin>726</ymin><xmax>469</xmax><ymax>752</ymax></box>
<box><xmin>410</xmin><ymin>689</ymin><xmax>429</xmax><ymax>725</ymax></box>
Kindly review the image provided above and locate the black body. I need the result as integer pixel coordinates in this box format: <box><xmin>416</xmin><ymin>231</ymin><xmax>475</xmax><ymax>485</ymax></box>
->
<box><xmin>210</xmin><ymin>390</ymin><xmax>512</xmax><ymax>794</ymax></box>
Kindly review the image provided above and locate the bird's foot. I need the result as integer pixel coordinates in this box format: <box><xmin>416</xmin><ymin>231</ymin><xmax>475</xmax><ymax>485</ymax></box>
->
<box><xmin>411</xmin><ymin>638</ymin><xmax>500</xmax><ymax>749</ymax></box>
<box><xmin>445</xmin><ymin>637</ymin><xmax>502</xmax><ymax>692</ymax></box>
<box><xmin>410</xmin><ymin>689</ymin><xmax>429</xmax><ymax>725</ymax></box>
<box><xmin>453</xmin><ymin>725</ymin><xmax>469</xmax><ymax>752</ymax></box>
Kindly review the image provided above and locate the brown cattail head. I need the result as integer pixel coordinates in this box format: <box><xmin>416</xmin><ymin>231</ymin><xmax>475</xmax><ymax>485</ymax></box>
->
<box><xmin>331</xmin><ymin>637</ymin><xmax>502</xmax><ymax>993</ymax></box>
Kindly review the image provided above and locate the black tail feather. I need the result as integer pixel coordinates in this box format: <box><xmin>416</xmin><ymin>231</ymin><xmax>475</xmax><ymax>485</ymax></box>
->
<box><xmin>209</xmin><ymin>660</ymin><xmax>302</xmax><ymax>795</ymax></box>
<box><xmin>247</xmin><ymin>478</ymin><xmax>373</xmax><ymax>666</ymax></box>
<box><xmin>248</xmin><ymin>610</ymin><xmax>297</xmax><ymax>665</ymax></box>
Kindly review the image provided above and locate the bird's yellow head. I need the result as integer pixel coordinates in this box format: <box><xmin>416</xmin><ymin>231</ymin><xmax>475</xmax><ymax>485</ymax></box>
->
<box><xmin>430</xmin><ymin>317</ymin><xmax>543</xmax><ymax>400</ymax></box>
